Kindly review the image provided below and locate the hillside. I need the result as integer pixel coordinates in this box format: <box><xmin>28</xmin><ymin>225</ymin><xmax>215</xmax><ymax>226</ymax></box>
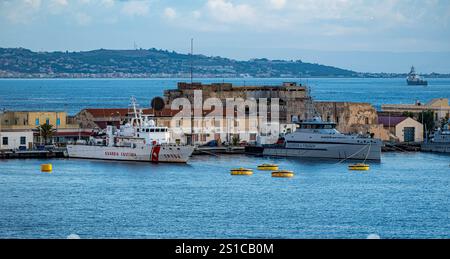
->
<box><xmin>0</xmin><ymin>47</ymin><xmax>359</xmax><ymax>78</ymax></box>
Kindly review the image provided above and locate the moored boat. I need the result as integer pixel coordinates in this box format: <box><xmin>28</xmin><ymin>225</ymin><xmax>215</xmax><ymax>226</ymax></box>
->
<box><xmin>66</xmin><ymin>97</ymin><xmax>194</xmax><ymax>163</ymax></box>
<box><xmin>262</xmin><ymin>116</ymin><xmax>382</xmax><ymax>161</ymax></box>
<box><xmin>421</xmin><ymin>119</ymin><xmax>450</xmax><ymax>153</ymax></box>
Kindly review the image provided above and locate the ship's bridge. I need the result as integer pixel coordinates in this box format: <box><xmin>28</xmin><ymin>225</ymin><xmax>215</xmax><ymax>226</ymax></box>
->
<box><xmin>294</xmin><ymin>116</ymin><xmax>339</xmax><ymax>134</ymax></box>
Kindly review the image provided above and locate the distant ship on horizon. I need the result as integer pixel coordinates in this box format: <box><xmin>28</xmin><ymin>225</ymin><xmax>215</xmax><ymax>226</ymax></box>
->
<box><xmin>406</xmin><ymin>66</ymin><xmax>428</xmax><ymax>86</ymax></box>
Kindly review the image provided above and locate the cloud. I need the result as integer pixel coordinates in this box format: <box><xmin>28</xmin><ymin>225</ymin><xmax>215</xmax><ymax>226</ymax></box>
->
<box><xmin>48</xmin><ymin>0</ymin><xmax>69</xmax><ymax>14</ymax></box>
<box><xmin>268</xmin><ymin>0</ymin><xmax>286</xmax><ymax>10</ymax></box>
<box><xmin>163</xmin><ymin>7</ymin><xmax>176</xmax><ymax>20</ymax></box>
<box><xmin>121</xmin><ymin>0</ymin><xmax>150</xmax><ymax>17</ymax></box>
<box><xmin>192</xmin><ymin>10</ymin><xmax>202</xmax><ymax>19</ymax></box>
<box><xmin>100</xmin><ymin>0</ymin><xmax>115</xmax><ymax>8</ymax></box>
<box><xmin>25</xmin><ymin>0</ymin><xmax>42</xmax><ymax>9</ymax></box>
<box><xmin>3</xmin><ymin>0</ymin><xmax>42</xmax><ymax>24</ymax></box>
<box><xmin>205</xmin><ymin>0</ymin><xmax>256</xmax><ymax>24</ymax></box>
<box><xmin>74</xmin><ymin>12</ymin><xmax>92</xmax><ymax>26</ymax></box>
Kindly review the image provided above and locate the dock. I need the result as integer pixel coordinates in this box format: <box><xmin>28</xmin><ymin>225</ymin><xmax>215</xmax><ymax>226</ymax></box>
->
<box><xmin>0</xmin><ymin>149</ymin><xmax>67</xmax><ymax>159</ymax></box>
<box><xmin>382</xmin><ymin>142</ymin><xmax>421</xmax><ymax>152</ymax></box>
<box><xmin>193</xmin><ymin>146</ymin><xmax>245</xmax><ymax>155</ymax></box>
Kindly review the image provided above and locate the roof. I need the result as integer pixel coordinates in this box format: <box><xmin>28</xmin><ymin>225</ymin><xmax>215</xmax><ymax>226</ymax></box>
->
<box><xmin>83</xmin><ymin>108</ymin><xmax>179</xmax><ymax>118</ymax></box>
<box><xmin>378</xmin><ymin>116</ymin><xmax>408</xmax><ymax>126</ymax></box>
<box><xmin>427</xmin><ymin>98</ymin><xmax>449</xmax><ymax>107</ymax></box>
<box><xmin>53</xmin><ymin>131</ymin><xmax>93</xmax><ymax>137</ymax></box>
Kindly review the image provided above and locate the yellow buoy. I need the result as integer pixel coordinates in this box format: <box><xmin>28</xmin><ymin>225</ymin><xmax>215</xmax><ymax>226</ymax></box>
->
<box><xmin>257</xmin><ymin>164</ymin><xmax>279</xmax><ymax>171</ymax></box>
<box><xmin>272</xmin><ymin>170</ymin><xmax>294</xmax><ymax>178</ymax></box>
<box><xmin>348</xmin><ymin>163</ymin><xmax>369</xmax><ymax>171</ymax></box>
<box><xmin>41</xmin><ymin>164</ymin><xmax>53</xmax><ymax>173</ymax></box>
<box><xmin>230</xmin><ymin>168</ymin><xmax>253</xmax><ymax>176</ymax></box>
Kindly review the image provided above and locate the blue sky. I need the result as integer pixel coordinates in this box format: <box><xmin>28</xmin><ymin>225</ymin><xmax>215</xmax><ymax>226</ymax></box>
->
<box><xmin>1</xmin><ymin>0</ymin><xmax>450</xmax><ymax>73</ymax></box>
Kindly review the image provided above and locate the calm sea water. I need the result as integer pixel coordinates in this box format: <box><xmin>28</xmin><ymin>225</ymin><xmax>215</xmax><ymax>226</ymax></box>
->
<box><xmin>0</xmin><ymin>78</ymin><xmax>449</xmax><ymax>115</ymax></box>
<box><xmin>0</xmin><ymin>153</ymin><xmax>449</xmax><ymax>239</ymax></box>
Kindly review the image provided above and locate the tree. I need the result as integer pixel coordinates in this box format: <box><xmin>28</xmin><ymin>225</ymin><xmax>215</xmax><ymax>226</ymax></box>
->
<box><xmin>402</xmin><ymin>111</ymin><xmax>416</xmax><ymax>119</ymax></box>
<box><xmin>439</xmin><ymin>115</ymin><xmax>450</xmax><ymax>128</ymax></box>
<box><xmin>37</xmin><ymin>123</ymin><xmax>55</xmax><ymax>144</ymax></box>
<box><xmin>418</xmin><ymin>110</ymin><xmax>435</xmax><ymax>137</ymax></box>
<box><xmin>232</xmin><ymin>135</ymin><xmax>240</xmax><ymax>146</ymax></box>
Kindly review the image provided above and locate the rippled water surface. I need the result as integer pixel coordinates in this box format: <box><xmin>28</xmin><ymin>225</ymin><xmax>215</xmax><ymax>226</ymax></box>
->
<box><xmin>0</xmin><ymin>153</ymin><xmax>449</xmax><ymax>238</ymax></box>
<box><xmin>1</xmin><ymin>78</ymin><xmax>449</xmax><ymax>114</ymax></box>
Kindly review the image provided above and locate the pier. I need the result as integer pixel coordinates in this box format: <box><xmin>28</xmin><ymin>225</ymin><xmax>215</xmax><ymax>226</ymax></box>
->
<box><xmin>194</xmin><ymin>146</ymin><xmax>245</xmax><ymax>155</ymax></box>
<box><xmin>0</xmin><ymin>149</ymin><xmax>67</xmax><ymax>159</ymax></box>
<box><xmin>382</xmin><ymin>142</ymin><xmax>422</xmax><ymax>152</ymax></box>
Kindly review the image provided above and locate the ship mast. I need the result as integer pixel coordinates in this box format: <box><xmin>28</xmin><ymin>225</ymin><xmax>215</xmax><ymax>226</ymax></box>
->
<box><xmin>129</xmin><ymin>96</ymin><xmax>142</xmax><ymax>127</ymax></box>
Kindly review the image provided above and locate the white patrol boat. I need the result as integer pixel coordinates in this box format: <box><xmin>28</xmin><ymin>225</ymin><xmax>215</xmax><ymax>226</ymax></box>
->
<box><xmin>67</xmin><ymin>98</ymin><xmax>194</xmax><ymax>163</ymax></box>
<box><xmin>263</xmin><ymin>116</ymin><xmax>382</xmax><ymax>160</ymax></box>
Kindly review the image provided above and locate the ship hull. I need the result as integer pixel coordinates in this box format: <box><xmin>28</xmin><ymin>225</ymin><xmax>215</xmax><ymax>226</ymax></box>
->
<box><xmin>407</xmin><ymin>80</ymin><xmax>428</xmax><ymax>86</ymax></box>
<box><xmin>263</xmin><ymin>142</ymin><xmax>382</xmax><ymax>160</ymax></box>
<box><xmin>66</xmin><ymin>144</ymin><xmax>194</xmax><ymax>163</ymax></box>
<box><xmin>421</xmin><ymin>143</ymin><xmax>450</xmax><ymax>153</ymax></box>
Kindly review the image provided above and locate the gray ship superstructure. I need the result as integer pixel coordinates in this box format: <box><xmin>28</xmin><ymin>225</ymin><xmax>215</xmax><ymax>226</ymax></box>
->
<box><xmin>421</xmin><ymin>120</ymin><xmax>450</xmax><ymax>153</ymax></box>
<box><xmin>407</xmin><ymin>66</ymin><xmax>428</xmax><ymax>86</ymax></box>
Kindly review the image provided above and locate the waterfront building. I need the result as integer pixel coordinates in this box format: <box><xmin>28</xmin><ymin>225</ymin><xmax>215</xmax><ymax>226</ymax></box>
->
<box><xmin>0</xmin><ymin>111</ymin><xmax>78</xmax><ymax>130</ymax></box>
<box><xmin>381</xmin><ymin>98</ymin><xmax>450</xmax><ymax>123</ymax></box>
<box><xmin>164</xmin><ymin>82</ymin><xmax>383</xmax><ymax>136</ymax></box>
<box><xmin>378</xmin><ymin>116</ymin><xmax>424</xmax><ymax>142</ymax></box>
<box><xmin>164</xmin><ymin>82</ymin><xmax>309</xmax><ymax>123</ymax></box>
<box><xmin>0</xmin><ymin>129</ymin><xmax>34</xmax><ymax>150</ymax></box>
<box><xmin>75</xmin><ymin>108</ymin><xmax>178</xmax><ymax>129</ymax></box>
<box><xmin>0</xmin><ymin>111</ymin><xmax>81</xmax><ymax>145</ymax></box>
<box><xmin>313</xmin><ymin>101</ymin><xmax>385</xmax><ymax>138</ymax></box>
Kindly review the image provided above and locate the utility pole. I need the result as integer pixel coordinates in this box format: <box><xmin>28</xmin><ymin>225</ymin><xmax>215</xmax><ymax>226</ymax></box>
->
<box><xmin>190</xmin><ymin>38</ymin><xmax>194</xmax><ymax>83</ymax></box>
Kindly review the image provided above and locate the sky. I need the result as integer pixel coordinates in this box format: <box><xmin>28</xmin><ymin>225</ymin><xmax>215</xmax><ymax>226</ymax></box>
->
<box><xmin>0</xmin><ymin>0</ymin><xmax>450</xmax><ymax>73</ymax></box>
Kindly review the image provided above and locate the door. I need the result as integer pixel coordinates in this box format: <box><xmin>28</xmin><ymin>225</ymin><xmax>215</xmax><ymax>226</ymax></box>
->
<box><xmin>404</xmin><ymin>127</ymin><xmax>415</xmax><ymax>142</ymax></box>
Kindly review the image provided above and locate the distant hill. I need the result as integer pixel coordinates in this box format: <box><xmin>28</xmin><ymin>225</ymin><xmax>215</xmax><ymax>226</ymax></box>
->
<box><xmin>0</xmin><ymin>47</ymin><xmax>359</xmax><ymax>78</ymax></box>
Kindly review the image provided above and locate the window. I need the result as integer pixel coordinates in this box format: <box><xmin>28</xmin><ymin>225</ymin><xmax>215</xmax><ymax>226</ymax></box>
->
<box><xmin>46</xmin><ymin>118</ymin><xmax>50</xmax><ymax>125</ymax></box>
<box><xmin>2</xmin><ymin>137</ymin><xmax>8</xmax><ymax>146</ymax></box>
<box><xmin>35</xmin><ymin>118</ymin><xmax>40</xmax><ymax>126</ymax></box>
<box><xmin>20</xmin><ymin>136</ymin><xmax>26</xmax><ymax>145</ymax></box>
<box><xmin>56</xmin><ymin>118</ymin><xmax>61</xmax><ymax>126</ymax></box>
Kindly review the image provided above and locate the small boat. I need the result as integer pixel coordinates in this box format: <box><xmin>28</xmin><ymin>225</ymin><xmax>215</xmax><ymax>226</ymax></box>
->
<box><xmin>272</xmin><ymin>170</ymin><xmax>294</xmax><ymax>178</ymax></box>
<box><xmin>230</xmin><ymin>168</ymin><xmax>253</xmax><ymax>175</ymax></box>
<box><xmin>348</xmin><ymin>163</ymin><xmax>370</xmax><ymax>171</ymax></box>
<box><xmin>257</xmin><ymin>163</ymin><xmax>279</xmax><ymax>171</ymax></box>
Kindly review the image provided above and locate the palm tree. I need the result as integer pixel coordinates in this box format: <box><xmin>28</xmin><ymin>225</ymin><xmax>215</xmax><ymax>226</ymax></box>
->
<box><xmin>37</xmin><ymin>123</ymin><xmax>55</xmax><ymax>144</ymax></box>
